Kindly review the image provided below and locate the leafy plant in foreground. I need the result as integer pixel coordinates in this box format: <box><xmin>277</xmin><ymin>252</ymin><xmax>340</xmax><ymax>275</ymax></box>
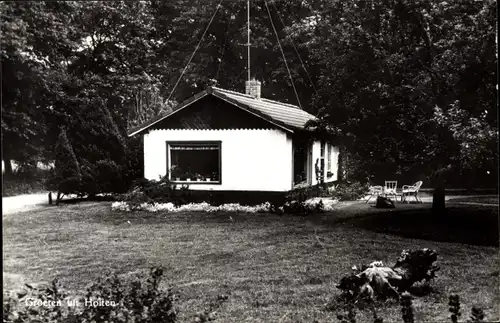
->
<box><xmin>448</xmin><ymin>294</ymin><xmax>461</xmax><ymax>323</ymax></box>
<box><xmin>400</xmin><ymin>292</ymin><xmax>415</xmax><ymax>323</ymax></box>
<box><xmin>470</xmin><ymin>306</ymin><xmax>485</xmax><ymax>322</ymax></box>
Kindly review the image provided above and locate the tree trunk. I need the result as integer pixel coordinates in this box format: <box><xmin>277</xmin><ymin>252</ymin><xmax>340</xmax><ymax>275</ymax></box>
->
<box><xmin>432</xmin><ymin>186</ymin><xmax>445</xmax><ymax>212</ymax></box>
<box><xmin>3</xmin><ymin>158</ymin><xmax>13</xmax><ymax>178</ymax></box>
<box><xmin>431</xmin><ymin>165</ymin><xmax>451</xmax><ymax>213</ymax></box>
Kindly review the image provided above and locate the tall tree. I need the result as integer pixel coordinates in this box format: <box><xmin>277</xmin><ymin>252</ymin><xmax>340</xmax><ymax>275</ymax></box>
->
<box><xmin>308</xmin><ymin>0</ymin><xmax>497</xmax><ymax>207</ymax></box>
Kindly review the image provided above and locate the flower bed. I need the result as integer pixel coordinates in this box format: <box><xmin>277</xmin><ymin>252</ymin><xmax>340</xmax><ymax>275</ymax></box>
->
<box><xmin>111</xmin><ymin>198</ymin><xmax>338</xmax><ymax>214</ymax></box>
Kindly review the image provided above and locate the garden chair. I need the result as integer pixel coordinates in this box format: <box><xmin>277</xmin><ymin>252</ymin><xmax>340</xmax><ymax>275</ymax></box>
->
<box><xmin>366</xmin><ymin>185</ymin><xmax>384</xmax><ymax>203</ymax></box>
<box><xmin>384</xmin><ymin>181</ymin><xmax>400</xmax><ymax>201</ymax></box>
<box><xmin>401</xmin><ymin>181</ymin><xmax>423</xmax><ymax>203</ymax></box>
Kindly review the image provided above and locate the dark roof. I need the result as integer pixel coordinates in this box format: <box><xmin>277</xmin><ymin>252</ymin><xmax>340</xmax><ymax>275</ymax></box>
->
<box><xmin>128</xmin><ymin>86</ymin><xmax>317</xmax><ymax>136</ymax></box>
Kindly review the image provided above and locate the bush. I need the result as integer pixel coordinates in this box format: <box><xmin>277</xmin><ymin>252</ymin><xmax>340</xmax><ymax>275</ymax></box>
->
<box><xmin>120</xmin><ymin>176</ymin><xmax>191</xmax><ymax>206</ymax></box>
<box><xmin>331</xmin><ymin>181</ymin><xmax>369</xmax><ymax>201</ymax></box>
<box><xmin>3</xmin><ymin>267</ymin><xmax>177</xmax><ymax>323</ymax></box>
<box><xmin>279</xmin><ymin>189</ymin><xmax>330</xmax><ymax>216</ymax></box>
<box><xmin>93</xmin><ymin>159</ymin><xmax>125</xmax><ymax>194</ymax></box>
<box><xmin>2</xmin><ymin>176</ymin><xmax>47</xmax><ymax>197</ymax></box>
<box><xmin>46</xmin><ymin>127</ymin><xmax>142</xmax><ymax>200</ymax></box>
<box><xmin>46</xmin><ymin>128</ymin><xmax>82</xmax><ymax>196</ymax></box>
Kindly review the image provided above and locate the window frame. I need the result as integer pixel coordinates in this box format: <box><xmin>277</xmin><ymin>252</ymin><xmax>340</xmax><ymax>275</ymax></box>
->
<box><xmin>327</xmin><ymin>143</ymin><xmax>332</xmax><ymax>172</ymax></box>
<box><xmin>166</xmin><ymin>141</ymin><xmax>222</xmax><ymax>185</ymax></box>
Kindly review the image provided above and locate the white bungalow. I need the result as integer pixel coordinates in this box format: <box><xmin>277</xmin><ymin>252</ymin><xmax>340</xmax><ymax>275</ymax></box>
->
<box><xmin>128</xmin><ymin>80</ymin><xmax>339</xmax><ymax>199</ymax></box>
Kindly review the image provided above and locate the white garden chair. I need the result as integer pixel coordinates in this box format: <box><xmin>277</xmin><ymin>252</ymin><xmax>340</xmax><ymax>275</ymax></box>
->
<box><xmin>384</xmin><ymin>181</ymin><xmax>399</xmax><ymax>201</ymax></box>
<box><xmin>401</xmin><ymin>181</ymin><xmax>423</xmax><ymax>203</ymax></box>
<box><xmin>366</xmin><ymin>185</ymin><xmax>384</xmax><ymax>203</ymax></box>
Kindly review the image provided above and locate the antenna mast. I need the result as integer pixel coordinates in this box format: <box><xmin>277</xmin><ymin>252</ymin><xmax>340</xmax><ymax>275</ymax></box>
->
<box><xmin>247</xmin><ymin>0</ymin><xmax>251</xmax><ymax>81</ymax></box>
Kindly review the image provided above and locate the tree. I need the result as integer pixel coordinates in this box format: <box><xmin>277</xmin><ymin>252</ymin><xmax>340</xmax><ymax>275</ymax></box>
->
<box><xmin>3</xmin><ymin>0</ymin><xmax>495</xmax><ymax>200</ymax></box>
<box><xmin>308</xmin><ymin>0</ymin><xmax>497</xmax><ymax>208</ymax></box>
<box><xmin>49</xmin><ymin>128</ymin><xmax>81</xmax><ymax>202</ymax></box>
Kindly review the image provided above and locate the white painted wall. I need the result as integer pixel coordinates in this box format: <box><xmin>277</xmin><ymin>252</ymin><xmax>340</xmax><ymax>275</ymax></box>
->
<box><xmin>327</xmin><ymin>145</ymin><xmax>340</xmax><ymax>183</ymax></box>
<box><xmin>311</xmin><ymin>140</ymin><xmax>322</xmax><ymax>186</ymax></box>
<box><xmin>308</xmin><ymin>141</ymin><xmax>340</xmax><ymax>185</ymax></box>
<box><xmin>143</xmin><ymin>129</ymin><xmax>293</xmax><ymax>191</ymax></box>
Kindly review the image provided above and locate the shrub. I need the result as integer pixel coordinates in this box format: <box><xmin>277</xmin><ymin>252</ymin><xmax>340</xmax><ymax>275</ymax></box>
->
<box><xmin>192</xmin><ymin>294</ymin><xmax>229</xmax><ymax>322</ymax></box>
<box><xmin>93</xmin><ymin>159</ymin><xmax>126</xmax><ymax>194</ymax></box>
<box><xmin>3</xmin><ymin>267</ymin><xmax>177</xmax><ymax>323</ymax></box>
<box><xmin>331</xmin><ymin>181</ymin><xmax>369</xmax><ymax>201</ymax></box>
<box><xmin>46</xmin><ymin>126</ymin><xmax>142</xmax><ymax>200</ymax></box>
<box><xmin>470</xmin><ymin>306</ymin><xmax>485</xmax><ymax>322</ymax></box>
<box><xmin>400</xmin><ymin>292</ymin><xmax>415</xmax><ymax>323</ymax></box>
<box><xmin>46</xmin><ymin>128</ymin><xmax>82</xmax><ymax>196</ymax></box>
<box><xmin>111</xmin><ymin>201</ymin><xmax>274</xmax><ymax>213</ymax></box>
<box><xmin>281</xmin><ymin>188</ymin><xmax>330</xmax><ymax>215</ymax></box>
<box><xmin>448</xmin><ymin>294</ymin><xmax>461</xmax><ymax>323</ymax></box>
<box><xmin>119</xmin><ymin>176</ymin><xmax>191</xmax><ymax>206</ymax></box>
<box><xmin>2</xmin><ymin>176</ymin><xmax>47</xmax><ymax>196</ymax></box>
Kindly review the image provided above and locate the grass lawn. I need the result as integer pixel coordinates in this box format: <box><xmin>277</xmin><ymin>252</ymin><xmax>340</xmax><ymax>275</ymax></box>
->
<box><xmin>3</xmin><ymin>201</ymin><xmax>499</xmax><ymax>322</ymax></box>
<box><xmin>448</xmin><ymin>195</ymin><xmax>499</xmax><ymax>205</ymax></box>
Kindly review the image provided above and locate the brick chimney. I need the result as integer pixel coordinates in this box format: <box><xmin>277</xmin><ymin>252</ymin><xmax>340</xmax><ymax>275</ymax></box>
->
<box><xmin>245</xmin><ymin>78</ymin><xmax>261</xmax><ymax>99</ymax></box>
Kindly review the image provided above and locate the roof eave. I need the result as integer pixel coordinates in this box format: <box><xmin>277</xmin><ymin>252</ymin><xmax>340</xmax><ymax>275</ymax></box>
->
<box><xmin>127</xmin><ymin>90</ymin><xmax>210</xmax><ymax>137</ymax></box>
<box><xmin>211</xmin><ymin>89</ymin><xmax>295</xmax><ymax>133</ymax></box>
<box><xmin>127</xmin><ymin>86</ymin><xmax>316</xmax><ymax>136</ymax></box>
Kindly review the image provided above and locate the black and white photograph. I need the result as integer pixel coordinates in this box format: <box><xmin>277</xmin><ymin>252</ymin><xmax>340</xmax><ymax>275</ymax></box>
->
<box><xmin>2</xmin><ymin>0</ymin><xmax>498</xmax><ymax>322</ymax></box>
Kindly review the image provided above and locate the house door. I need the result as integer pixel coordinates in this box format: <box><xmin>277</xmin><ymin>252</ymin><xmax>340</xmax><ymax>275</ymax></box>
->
<box><xmin>306</xmin><ymin>143</ymin><xmax>313</xmax><ymax>185</ymax></box>
<box><xmin>292</xmin><ymin>139</ymin><xmax>312</xmax><ymax>186</ymax></box>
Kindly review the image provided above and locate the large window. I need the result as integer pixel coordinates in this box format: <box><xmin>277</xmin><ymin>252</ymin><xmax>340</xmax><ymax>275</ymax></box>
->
<box><xmin>167</xmin><ymin>141</ymin><xmax>221</xmax><ymax>183</ymax></box>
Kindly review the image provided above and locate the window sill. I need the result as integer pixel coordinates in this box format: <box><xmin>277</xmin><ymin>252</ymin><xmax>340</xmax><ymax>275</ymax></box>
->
<box><xmin>172</xmin><ymin>180</ymin><xmax>221</xmax><ymax>185</ymax></box>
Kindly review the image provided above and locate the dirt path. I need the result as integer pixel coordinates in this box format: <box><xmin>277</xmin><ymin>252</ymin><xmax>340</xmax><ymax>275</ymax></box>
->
<box><xmin>2</xmin><ymin>193</ymin><xmax>49</xmax><ymax>216</ymax></box>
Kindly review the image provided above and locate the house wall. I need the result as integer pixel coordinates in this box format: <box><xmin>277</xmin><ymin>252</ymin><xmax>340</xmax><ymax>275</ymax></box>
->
<box><xmin>143</xmin><ymin>129</ymin><xmax>293</xmax><ymax>191</ymax></box>
<box><xmin>328</xmin><ymin>145</ymin><xmax>340</xmax><ymax>183</ymax></box>
<box><xmin>309</xmin><ymin>141</ymin><xmax>340</xmax><ymax>185</ymax></box>
<box><xmin>311</xmin><ymin>140</ymin><xmax>322</xmax><ymax>186</ymax></box>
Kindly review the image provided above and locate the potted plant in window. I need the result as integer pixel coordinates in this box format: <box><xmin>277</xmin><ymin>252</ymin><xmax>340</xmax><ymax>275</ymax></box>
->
<box><xmin>185</xmin><ymin>172</ymin><xmax>193</xmax><ymax>182</ymax></box>
<box><xmin>171</xmin><ymin>167</ymin><xmax>182</xmax><ymax>181</ymax></box>
<box><xmin>195</xmin><ymin>173</ymin><xmax>202</xmax><ymax>182</ymax></box>
<box><xmin>211</xmin><ymin>172</ymin><xmax>219</xmax><ymax>182</ymax></box>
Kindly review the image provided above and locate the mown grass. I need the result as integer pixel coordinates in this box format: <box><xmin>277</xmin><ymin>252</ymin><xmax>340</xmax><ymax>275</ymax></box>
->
<box><xmin>448</xmin><ymin>195</ymin><xmax>499</xmax><ymax>205</ymax></box>
<box><xmin>3</xmin><ymin>201</ymin><xmax>499</xmax><ymax>322</ymax></box>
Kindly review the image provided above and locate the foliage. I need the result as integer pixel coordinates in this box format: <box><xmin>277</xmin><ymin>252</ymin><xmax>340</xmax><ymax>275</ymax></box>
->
<box><xmin>400</xmin><ymin>292</ymin><xmax>415</xmax><ymax>323</ymax></box>
<box><xmin>122</xmin><ymin>175</ymin><xmax>193</xmax><ymax>206</ymax></box>
<box><xmin>392</xmin><ymin>249</ymin><xmax>440</xmax><ymax>290</ymax></box>
<box><xmin>336</xmin><ymin>303</ymin><xmax>357</xmax><ymax>323</ymax></box>
<box><xmin>281</xmin><ymin>188</ymin><xmax>334</xmax><ymax>215</ymax></box>
<box><xmin>46</xmin><ymin>128</ymin><xmax>82</xmax><ymax>195</ymax></box>
<box><xmin>192</xmin><ymin>294</ymin><xmax>229</xmax><ymax>323</ymax></box>
<box><xmin>336</xmin><ymin>249</ymin><xmax>439</xmax><ymax>302</ymax></box>
<box><xmin>2</xmin><ymin>178</ymin><xmax>46</xmax><ymax>197</ymax></box>
<box><xmin>329</xmin><ymin>250</ymin><xmax>494</xmax><ymax>323</ymax></box>
<box><xmin>330</xmin><ymin>291</ymin><xmax>488</xmax><ymax>323</ymax></box>
<box><xmin>113</xmin><ymin>201</ymin><xmax>272</xmax><ymax>213</ymax></box>
<box><xmin>283</xmin><ymin>189</ymin><xmax>310</xmax><ymax>215</ymax></box>
<box><xmin>309</xmin><ymin>0</ymin><xmax>497</xmax><ymax>187</ymax></box>
<box><xmin>448</xmin><ymin>294</ymin><xmax>461</xmax><ymax>323</ymax></box>
<box><xmin>331</xmin><ymin>181</ymin><xmax>369</xmax><ymax>201</ymax></box>
<box><xmin>2</xmin><ymin>0</ymin><xmax>496</xmax><ymax>198</ymax></box>
<box><xmin>470</xmin><ymin>306</ymin><xmax>485</xmax><ymax>322</ymax></box>
<box><xmin>2</xmin><ymin>167</ymin><xmax>51</xmax><ymax>196</ymax></box>
<box><xmin>3</xmin><ymin>267</ymin><xmax>176</xmax><ymax>323</ymax></box>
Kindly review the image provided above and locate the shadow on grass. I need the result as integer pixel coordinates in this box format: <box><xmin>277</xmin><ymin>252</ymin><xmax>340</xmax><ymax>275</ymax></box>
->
<box><xmin>345</xmin><ymin>205</ymin><xmax>499</xmax><ymax>247</ymax></box>
<box><xmin>57</xmin><ymin>195</ymin><xmax>117</xmax><ymax>204</ymax></box>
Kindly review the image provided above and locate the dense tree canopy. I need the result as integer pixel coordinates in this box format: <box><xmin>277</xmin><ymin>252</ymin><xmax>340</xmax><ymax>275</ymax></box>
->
<box><xmin>1</xmin><ymin>0</ymin><xmax>497</xmax><ymax>194</ymax></box>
